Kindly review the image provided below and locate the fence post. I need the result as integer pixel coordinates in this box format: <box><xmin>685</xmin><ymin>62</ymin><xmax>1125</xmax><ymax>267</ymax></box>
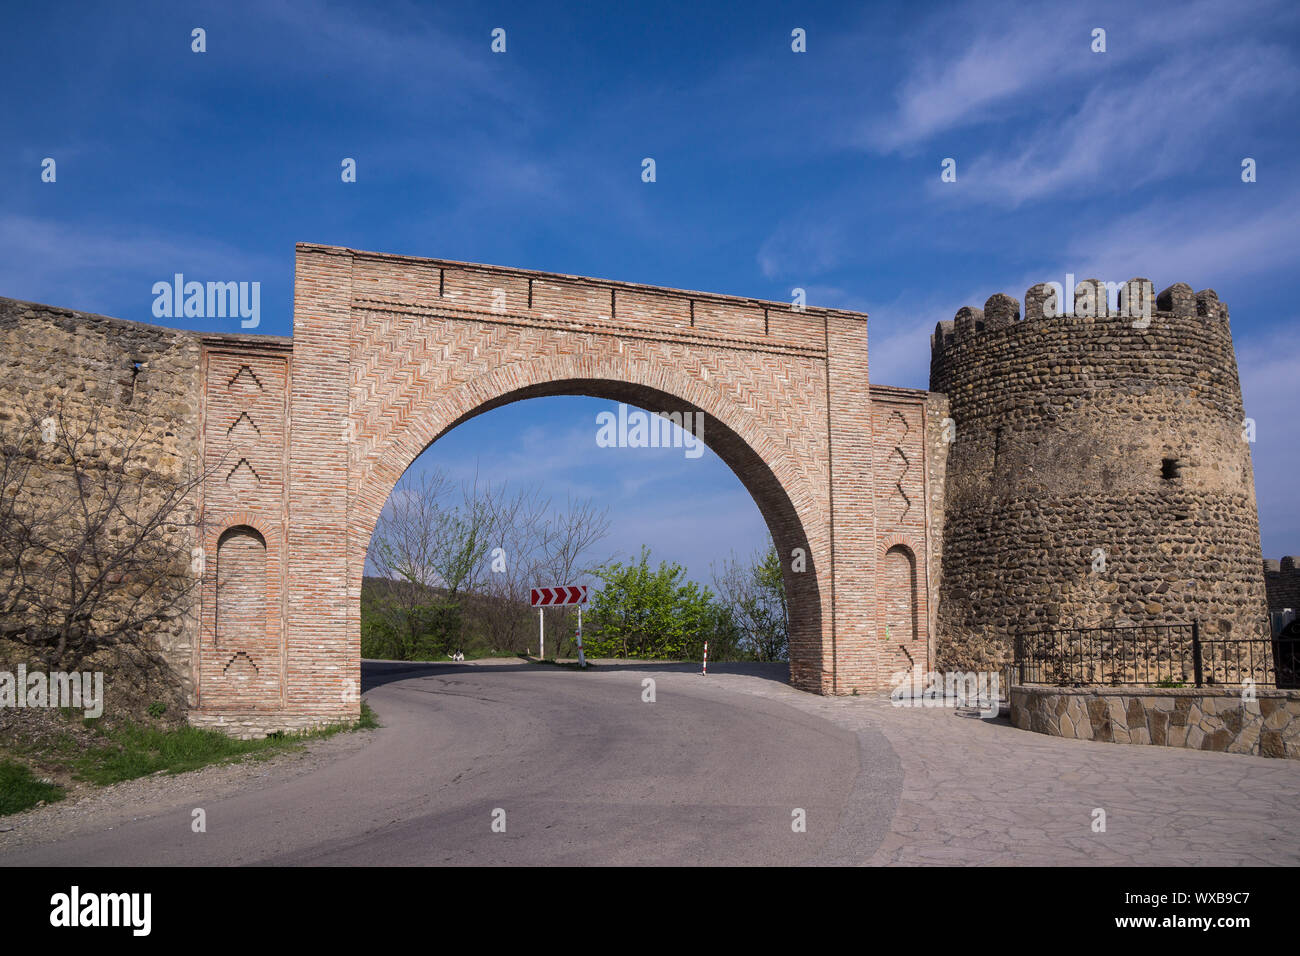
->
<box><xmin>1191</xmin><ymin>619</ymin><xmax>1203</xmax><ymax>688</ymax></box>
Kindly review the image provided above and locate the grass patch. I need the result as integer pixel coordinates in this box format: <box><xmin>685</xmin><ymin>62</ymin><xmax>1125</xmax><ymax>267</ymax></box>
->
<box><xmin>355</xmin><ymin>700</ymin><xmax>380</xmax><ymax>730</ymax></box>
<box><xmin>67</xmin><ymin>724</ymin><xmax>300</xmax><ymax>785</ymax></box>
<box><xmin>0</xmin><ymin>760</ymin><xmax>66</xmax><ymax>816</ymax></box>
<box><xmin>67</xmin><ymin>703</ymin><xmax>382</xmax><ymax>785</ymax></box>
<box><xmin>1</xmin><ymin>699</ymin><xmax>381</xmax><ymax>811</ymax></box>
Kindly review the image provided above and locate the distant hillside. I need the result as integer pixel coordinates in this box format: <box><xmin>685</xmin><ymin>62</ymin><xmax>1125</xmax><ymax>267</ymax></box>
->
<box><xmin>360</xmin><ymin>575</ymin><xmax>576</xmax><ymax>660</ymax></box>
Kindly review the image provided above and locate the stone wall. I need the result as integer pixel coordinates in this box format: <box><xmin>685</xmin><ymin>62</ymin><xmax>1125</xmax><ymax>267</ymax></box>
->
<box><xmin>1011</xmin><ymin>685</ymin><xmax>1300</xmax><ymax>759</ymax></box>
<box><xmin>0</xmin><ymin>298</ymin><xmax>204</xmax><ymax>711</ymax></box>
<box><xmin>930</xmin><ymin>280</ymin><xmax>1269</xmax><ymax>675</ymax></box>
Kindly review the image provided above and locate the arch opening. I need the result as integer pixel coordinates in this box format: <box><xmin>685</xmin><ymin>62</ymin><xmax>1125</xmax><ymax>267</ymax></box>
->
<box><xmin>354</xmin><ymin>377</ymin><xmax>824</xmax><ymax>685</ymax></box>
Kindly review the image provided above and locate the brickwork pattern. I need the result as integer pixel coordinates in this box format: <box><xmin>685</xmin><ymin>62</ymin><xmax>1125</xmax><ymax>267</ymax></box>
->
<box><xmin>870</xmin><ymin>386</ymin><xmax>938</xmax><ymax>678</ymax></box>
<box><xmin>332</xmin><ymin>246</ymin><xmax>874</xmax><ymax>700</ymax></box>
<box><xmin>922</xmin><ymin>393</ymin><xmax>951</xmax><ymax>667</ymax></box>
<box><xmin>197</xmin><ymin>344</ymin><xmax>291</xmax><ymax>712</ymax></box>
<box><xmin>176</xmin><ymin>242</ymin><xmax>947</xmax><ymax>733</ymax></box>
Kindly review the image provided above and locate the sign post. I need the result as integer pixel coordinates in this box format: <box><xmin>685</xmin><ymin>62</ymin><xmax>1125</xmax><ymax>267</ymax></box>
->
<box><xmin>576</xmin><ymin>605</ymin><xmax>586</xmax><ymax>668</ymax></box>
<box><xmin>530</xmin><ymin>586</ymin><xmax>590</xmax><ymax>664</ymax></box>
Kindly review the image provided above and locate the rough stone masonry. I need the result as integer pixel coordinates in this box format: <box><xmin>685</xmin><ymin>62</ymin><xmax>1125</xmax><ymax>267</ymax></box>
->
<box><xmin>0</xmin><ymin>249</ymin><xmax>1270</xmax><ymax>735</ymax></box>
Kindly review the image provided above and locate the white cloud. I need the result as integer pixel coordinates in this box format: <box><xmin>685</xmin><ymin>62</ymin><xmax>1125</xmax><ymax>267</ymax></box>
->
<box><xmin>756</xmin><ymin>219</ymin><xmax>855</xmax><ymax>281</ymax></box>
<box><xmin>868</xmin><ymin>6</ymin><xmax>1079</xmax><ymax>152</ymax></box>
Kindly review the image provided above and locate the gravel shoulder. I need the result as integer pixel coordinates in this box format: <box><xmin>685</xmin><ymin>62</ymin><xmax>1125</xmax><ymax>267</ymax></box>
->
<box><xmin>0</xmin><ymin>725</ymin><xmax>376</xmax><ymax>853</ymax></box>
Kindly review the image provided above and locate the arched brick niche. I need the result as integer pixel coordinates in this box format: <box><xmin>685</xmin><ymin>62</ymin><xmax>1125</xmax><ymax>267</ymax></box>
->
<box><xmin>881</xmin><ymin>544</ymin><xmax>918</xmax><ymax>644</ymax></box>
<box><xmin>217</xmin><ymin>525</ymin><xmax>266</xmax><ymax>650</ymax></box>
<box><xmin>199</xmin><ymin>522</ymin><xmax>283</xmax><ymax>710</ymax></box>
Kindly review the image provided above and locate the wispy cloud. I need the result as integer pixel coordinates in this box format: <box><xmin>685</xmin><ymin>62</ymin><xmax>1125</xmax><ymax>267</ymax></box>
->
<box><xmin>950</xmin><ymin>44</ymin><xmax>1300</xmax><ymax>205</ymax></box>
<box><xmin>1053</xmin><ymin>187</ymin><xmax>1300</xmax><ymax>289</ymax></box>
<box><xmin>249</xmin><ymin>0</ymin><xmax>513</xmax><ymax>107</ymax></box>
<box><xmin>864</xmin><ymin>3</ymin><xmax>1082</xmax><ymax>153</ymax></box>
<box><xmin>867</xmin><ymin>0</ymin><xmax>1294</xmax><ymax>152</ymax></box>
<box><xmin>757</xmin><ymin>221</ymin><xmax>855</xmax><ymax>281</ymax></box>
<box><xmin>0</xmin><ymin>215</ymin><xmax>276</xmax><ymax>318</ymax></box>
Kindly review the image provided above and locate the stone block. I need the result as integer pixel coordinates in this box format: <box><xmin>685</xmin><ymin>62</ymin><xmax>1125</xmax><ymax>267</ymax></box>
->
<box><xmin>1260</xmin><ymin>731</ymin><xmax>1287</xmax><ymax>759</ymax></box>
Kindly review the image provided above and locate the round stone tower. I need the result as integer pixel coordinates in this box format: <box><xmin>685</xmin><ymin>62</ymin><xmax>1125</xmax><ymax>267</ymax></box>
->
<box><xmin>929</xmin><ymin>278</ymin><xmax>1269</xmax><ymax>673</ymax></box>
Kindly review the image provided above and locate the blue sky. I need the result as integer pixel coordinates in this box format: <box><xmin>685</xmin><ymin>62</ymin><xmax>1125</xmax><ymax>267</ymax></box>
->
<box><xmin>3</xmin><ymin>0</ymin><xmax>1298</xmax><ymax>582</ymax></box>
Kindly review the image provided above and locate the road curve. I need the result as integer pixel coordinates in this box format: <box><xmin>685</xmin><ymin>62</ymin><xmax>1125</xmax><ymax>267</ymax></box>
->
<box><xmin>0</xmin><ymin>660</ymin><xmax>902</xmax><ymax>866</ymax></box>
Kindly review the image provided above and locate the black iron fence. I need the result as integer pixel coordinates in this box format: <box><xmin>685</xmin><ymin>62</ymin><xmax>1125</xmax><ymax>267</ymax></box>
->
<box><xmin>1012</xmin><ymin>621</ymin><xmax>1300</xmax><ymax>689</ymax></box>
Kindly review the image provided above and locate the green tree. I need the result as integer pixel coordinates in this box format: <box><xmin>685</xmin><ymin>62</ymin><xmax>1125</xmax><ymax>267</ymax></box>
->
<box><xmin>586</xmin><ymin>546</ymin><xmax>717</xmax><ymax>659</ymax></box>
<box><xmin>682</xmin><ymin>598</ymin><xmax>745</xmax><ymax>662</ymax></box>
<box><xmin>359</xmin><ymin>576</ymin><xmax>461</xmax><ymax>661</ymax></box>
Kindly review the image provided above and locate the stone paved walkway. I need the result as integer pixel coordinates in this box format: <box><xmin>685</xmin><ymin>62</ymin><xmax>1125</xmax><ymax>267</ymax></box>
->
<box><xmin>669</xmin><ymin>665</ymin><xmax>1300</xmax><ymax>866</ymax></box>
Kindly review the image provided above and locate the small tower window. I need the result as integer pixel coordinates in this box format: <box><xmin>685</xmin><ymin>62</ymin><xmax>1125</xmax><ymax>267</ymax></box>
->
<box><xmin>1161</xmin><ymin>458</ymin><xmax>1181</xmax><ymax>481</ymax></box>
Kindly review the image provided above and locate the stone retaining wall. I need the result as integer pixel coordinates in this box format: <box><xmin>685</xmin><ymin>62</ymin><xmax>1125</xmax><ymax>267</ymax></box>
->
<box><xmin>1011</xmin><ymin>685</ymin><xmax>1300</xmax><ymax>759</ymax></box>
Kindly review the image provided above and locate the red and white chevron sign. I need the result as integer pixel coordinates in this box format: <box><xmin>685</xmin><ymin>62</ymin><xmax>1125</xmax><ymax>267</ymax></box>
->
<box><xmin>531</xmin><ymin>585</ymin><xmax>588</xmax><ymax>607</ymax></box>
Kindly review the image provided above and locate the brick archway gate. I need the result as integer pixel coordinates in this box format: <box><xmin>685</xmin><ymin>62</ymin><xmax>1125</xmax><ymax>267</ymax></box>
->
<box><xmin>191</xmin><ymin>244</ymin><xmax>942</xmax><ymax>734</ymax></box>
<box><xmin>351</xmin><ymin>362</ymin><xmax>825</xmax><ymax>683</ymax></box>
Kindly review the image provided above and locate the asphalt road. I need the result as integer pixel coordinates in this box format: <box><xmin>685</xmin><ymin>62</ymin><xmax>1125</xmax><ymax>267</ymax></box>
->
<box><xmin>0</xmin><ymin>661</ymin><xmax>901</xmax><ymax>866</ymax></box>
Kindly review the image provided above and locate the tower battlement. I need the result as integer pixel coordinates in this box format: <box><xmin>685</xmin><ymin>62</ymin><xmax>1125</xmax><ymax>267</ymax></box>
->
<box><xmin>931</xmin><ymin>280</ymin><xmax>1229</xmax><ymax>353</ymax></box>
